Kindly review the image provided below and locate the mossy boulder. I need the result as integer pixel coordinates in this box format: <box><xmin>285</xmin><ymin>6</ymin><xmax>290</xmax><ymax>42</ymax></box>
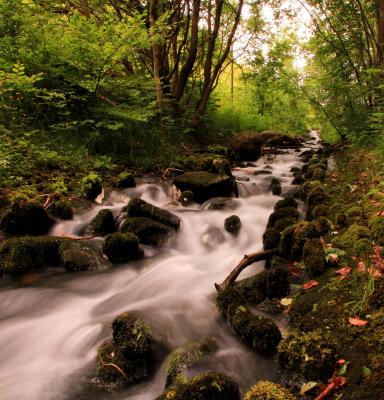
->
<box><xmin>126</xmin><ymin>198</ymin><xmax>180</xmax><ymax>230</ymax></box>
<box><xmin>229</xmin><ymin>132</ymin><xmax>264</xmax><ymax>161</ymax></box>
<box><xmin>243</xmin><ymin>381</ymin><xmax>296</xmax><ymax>400</ymax></box>
<box><xmin>263</xmin><ymin>228</ymin><xmax>280</xmax><ymax>251</ymax></box>
<box><xmin>0</xmin><ymin>202</ymin><xmax>54</xmax><ymax>236</ymax></box>
<box><xmin>274</xmin><ymin>198</ymin><xmax>298</xmax><ymax>210</ymax></box>
<box><xmin>121</xmin><ymin>217</ymin><xmax>171</xmax><ymax>247</ymax></box>
<box><xmin>165</xmin><ymin>338</ymin><xmax>218</xmax><ymax>387</ymax></box>
<box><xmin>60</xmin><ymin>244</ymin><xmax>100</xmax><ymax>272</ymax></box>
<box><xmin>48</xmin><ymin>200</ymin><xmax>73</xmax><ymax>220</ymax></box>
<box><xmin>173</xmin><ymin>172</ymin><xmax>236</xmax><ymax>203</ymax></box>
<box><xmin>97</xmin><ymin>312</ymin><xmax>160</xmax><ymax>388</ymax></box>
<box><xmin>89</xmin><ymin>209</ymin><xmax>116</xmax><ymax>236</ymax></box>
<box><xmin>157</xmin><ymin>372</ymin><xmax>240</xmax><ymax>400</ymax></box>
<box><xmin>80</xmin><ymin>173</ymin><xmax>102</xmax><ymax>201</ymax></box>
<box><xmin>277</xmin><ymin>329</ymin><xmax>337</xmax><ymax>381</ymax></box>
<box><xmin>102</xmin><ymin>232</ymin><xmax>143</xmax><ymax>263</ymax></box>
<box><xmin>224</xmin><ymin>215</ymin><xmax>241</xmax><ymax>235</ymax></box>
<box><xmin>292</xmin><ymin>171</ymin><xmax>304</xmax><ymax>185</ymax></box>
<box><xmin>310</xmin><ymin>204</ymin><xmax>328</xmax><ymax>219</ymax></box>
<box><xmin>303</xmin><ymin>238</ymin><xmax>325</xmax><ymax>277</ymax></box>
<box><xmin>115</xmin><ymin>172</ymin><xmax>136</xmax><ymax>188</ymax></box>
<box><xmin>212</xmin><ymin>158</ymin><xmax>232</xmax><ymax>176</ymax></box>
<box><xmin>270</xmin><ymin>177</ymin><xmax>282</xmax><ymax>196</ymax></box>
<box><xmin>217</xmin><ymin>287</ymin><xmax>282</xmax><ymax>353</ymax></box>
<box><xmin>274</xmin><ymin>217</ymin><xmax>297</xmax><ymax>234</ymax></box>
<box><xmin>183</xmin><ymin>153</ymin><xmax>220</xmax><ymax>172</ymax></box>
<box><xmin>267</xmin><ymin>207</ymin><xmax>300</xmax><ymax>229</ymax></box>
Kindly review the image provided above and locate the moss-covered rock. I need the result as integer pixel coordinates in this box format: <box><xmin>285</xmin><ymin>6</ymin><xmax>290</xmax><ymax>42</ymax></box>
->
<box><xmin>173</xmin><ymin>172</ymin><xmax>236</xmax><ymax>203</ymax></box>
<box><xmin>311</xmin><ymin>204</ymin><xmax>328</xmax><ymax>219</ymax></box>
<box><xmin>89</xmin><ymin>209</ymin><xmax>116</xmax><ymax>236</ymax></box>
<box><xmin>165</xmin><ymin>338</ymin><xmax>218</xmax><ymax>387</ymax></box>
<box><xmin>126</xmin><ymin>198</ymin><xmax>180</xmax><ymax>229</ymax></box>
<box><xmin>332</xmin><ymin>223</ymin><xmax>372</xmax><ymax>250</ymax></box>
<box><xmin>274</xmin><ymin>198</ymin><xmax>298</xmax><ymax>211</ymax></box>
<box><xmin>60</xmin><ymin>244</ymin><xmax>100</xmax><ymax>272</ymax></box>
<box><xmin>263</xmin><ymin>228</ymin><xmax>280</xmax><ymax>251</ymax></box>
<box><xmin>292</xmin><ymin>171</ymin><xmax>304</xmax><ymax>185</ymax></box>
<box><xmin>121</xmin><ymin>217</ymin><xmax>171</xmax><ymax>247</ymax></box>
<box><xmin>80</xmin><ymin>173</ymin><xmax>102</xmax><ymax>201</ymax></box>
<box><xmin>336</xmin><ymin>212</ymin><xmax>347</xmax><ymax>227</ymax></box>
<box><xmin>217</xmin><ymin>287</ymin><xmax>282</xmax><ymax>353</ymax></box>
<box><xmin>183</xmin><ymin>153</ymin><xmax>221</xmax><ymax>172</ymax></box>
<box><xmin>224</xmin><ymin>215</ymin><xmax>241</xmax><ymax>235</ymax></box>
<box><xmin>212</xmin><ymin>158</ymin><xmax>232</xmax><ymax>176</ymax></box>
<box><xmin>277</xmin><ymin>329</ymin><xmax>337</xmax><ymax>381</ymax></box>
<box><xmin>102</xmin><ymin>232</ymin><xmax>143</xmax><ymax>263</ymax></box>
<box><xmin>48</xmin><ymin>200</ymin><xmax>73</xmax><ymax>220</ymax></box>
<box><xmin>115</xmin><ymin>172</ymin><xmax>136</xmax><ymax>188</ymax></box>
<box><xmin>229</xmin><ymin>132</ymin><xmax>264</xmax><ymax>161</ymax></box>
<box><xmin>0</xmin><ymin>202</ymin><xmax>54</xmax><ymax>236</ymax></box>
<box><xmin>267</xmin><ymin>207</ymin><xmax>300</xmax><ymax>229</ymax></box>
<box><xmin>303</xmin><ymin>238</ymin><xmax>325</xmax><ymax>277</ymax></box>
<box><xmin>157</xmin><ymin>371</ymin><xmax>241</xmax><ymax>400</ymax></box>
<box><xmin>97</xmin><ymin>312</ymin><xmax>159</xmax><ymax>388</ymax></box>
<box><xmin>270</xmin><ymin>178</ymin><xmax>282</xmax><ymax>196</ymax></box>
<box><xmin>243</xmin><ymin>380</ymin><xmax>296</xmax><ymax>400</ymax></box>
<box><xmin>368</xmin><ymin>216</ymin><xmax>384</xmax><ymax>245</ymax></box>
<box><xmin>273</xmin><ymin>217</ymin><xmax>297</xmax><ymax>235</ymax></box>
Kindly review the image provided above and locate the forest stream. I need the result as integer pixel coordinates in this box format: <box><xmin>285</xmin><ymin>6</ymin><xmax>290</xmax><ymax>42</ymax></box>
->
<box><xmin>0</xmin><ymin>133</ymin><xmax>320</xmax><ymax>400</ymax></box>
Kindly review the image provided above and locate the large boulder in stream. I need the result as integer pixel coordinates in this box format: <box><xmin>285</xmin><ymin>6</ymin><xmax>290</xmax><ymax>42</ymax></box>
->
<box><xmin>0</xmin><ymin>202</ymin><xmax>54</xmax><ymax>236</ymax></box>
<box><xmin>102</xmin><ymin>232</ymin><xmax>144</xmax><ymax>263</ymax></box>
<box><xmin>96</xmin><ymin>311</ymin><xmax>164</xmax><ymax>389</ymax></box>
<box><xmin>125</xmin><ymin>198</ymin><xmax>180</xmax><ymax>229</ymax></box>
<box><xmin>157</xmin><ymin>371</ymin><xmax>241</xmax><ymax>400</ymax></box>
<box><xmin>173</xmin><ymin>171</ymin><xmax>236</xmax><ymax>203</ymax></box>
<box><xmin>89</xmin><ymin>209</ymin><xmax>116</xmax><ymax>236</ymax></box>
<box><xmin>0</xmin><ymin>236</ymin><xmax>101</xmax><ymax>275</ymax></box>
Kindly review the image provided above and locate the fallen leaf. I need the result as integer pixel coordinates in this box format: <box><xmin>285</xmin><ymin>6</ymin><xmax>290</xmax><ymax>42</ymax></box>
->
<box><xmin>314</xmin><ymin>376</ymin><xmax>347</xmax><ymax>400</ymax></box>
<box><xmin>335</xmin><ymin>266</ymin><xmax>352</xmax><ymax>276</ymax></box>
<box><xmin>280</xmin><ymin>298</ymin><xmax>293</xmax><ymax>306</ymax></box>
<box><xmin>337</xmin><ymin>359</ymin><xmax>346</xmax><ymax>365</ymax></box>
<box><xmin>362</xmin><ymin>366</ymin><xmax>372</xmax><ymax>377</ymax></box>
<box><xmin>375</xmin><ymin>211</ymin><xmax>384</xmax><ymax>217</ymax></box>
<box><xmin>349</xmin><ymin>316</ymin><xmax>368</xmax><ymax>326</ymax></box>
<box><xmin>304</xmin><ymin>280</ymin><xmax>319</xmax><ymax>290</ymax></box>
<box><xmin>299</xmin><ymin>381</ymin><xmax>318</xmax><ymax>395</ymax></box>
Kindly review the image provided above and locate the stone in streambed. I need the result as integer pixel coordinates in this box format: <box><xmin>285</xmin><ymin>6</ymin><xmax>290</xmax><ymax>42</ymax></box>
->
<box><xmin>178</xmin><ymin>190</ymin><xmax>194</xmax><ymax>206</ymax></box>
<box><xmin>102</xmin><ymin>232</ymin><xmax>143</xmax><ymax>263</ymax></box>
<box><xmin>244</xmin><ymin>381</ymin><xmax>296</xmax><ymax>400</ymax></box>
<box><xmin>89</xmin><ymin>209</ymin><xmax>116</xmax><ymax>236</ymax></box>
<box><xmin>80</xmin><ymin>173</ymin><xmax>102</xmax><ymax>201</ymax></box>
<box><xmin>224</xmin><ymin>215</ymin><xmax>241</xmax><ymax>235</ymax></box>
<box><xmin>115</xmin><ymin>172</ymin><xmax>136</xmax><ymax>188</ymax></box>
<box><xmin>126</xmin><ymin>198</ymin><xmax>180</xmax><ymax>230</ymax></box>
<box><xmin>173</xmin><ymin>171</ymin><xmax>236</xmax><ymax>203</ymax></box>
<box><xmin>266</xmin><ymin>207</ymin><xmax>299</xmax><ymax>229</ymax></box>
<box><xmin>269</xmin><ymin>177</ymin><xmax>282</xmax><ymax>196</ymax></box>
<box><xmin>0</xmin><ymin>202</ymin><xmax>54</xmax><ymax>236</ymax></box>
<box><xmin>274</xmin><ymin>197</ymin><xmax>298</xmax><ymax>210</ymax></box>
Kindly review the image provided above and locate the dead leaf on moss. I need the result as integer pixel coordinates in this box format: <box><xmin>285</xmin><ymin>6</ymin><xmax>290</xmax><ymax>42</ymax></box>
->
<box><xmin>349</xmin><ymin>316</ymin><xmax>368</xmax><ymax>326</ymax></box>
<box><xmin>303</xmin><ymin>280</ymin><xmax>319</xmax><ymax>290</ymax></box>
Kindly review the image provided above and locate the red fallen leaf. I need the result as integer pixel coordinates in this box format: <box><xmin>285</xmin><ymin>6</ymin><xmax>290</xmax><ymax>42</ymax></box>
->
<box><xmin>335</xmin><ymin>266</ymin><xmax>352</xmax><ymax>276</ymax></box>
<box><xmin>303</xmin><ymin>280</ymin><xmax>319</xmax><ymax>290</ymax></box>
<box><xmin>337</xmin><ymin>359</ymin><xmax>346</xmax><ymax>365</ymax></box>
<box><xmin>349</xmin><ymin>317</ymin><xmax>368</xmax><ymax>326</ymax></box>
<box><xmin>375</xmin><ymin>211</ymin><xmax>384</xmax><ymax>217</ymax></box>
<box><xmin>314</xmin><ymin>376</ymin><xmax>347</xmax><ymax>400</ymax></box>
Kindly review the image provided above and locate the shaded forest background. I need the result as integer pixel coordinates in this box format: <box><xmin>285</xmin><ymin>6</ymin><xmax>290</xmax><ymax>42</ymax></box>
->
<box><xmin>1</xmin><ymin>0</ymin><xmax>384</xmax><ymax>199</ymax></box>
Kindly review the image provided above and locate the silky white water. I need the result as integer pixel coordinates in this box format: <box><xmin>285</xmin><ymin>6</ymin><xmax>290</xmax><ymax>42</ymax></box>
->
<box><xmin>0</xmin><ymin>139</ymin><xmax>318</xmax><ymax>400</ymax></box>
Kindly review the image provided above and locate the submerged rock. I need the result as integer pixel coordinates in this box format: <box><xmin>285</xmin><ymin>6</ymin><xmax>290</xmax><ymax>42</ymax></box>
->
<box><xmin>157</xmin><ymin>371</ymin><xmax>240</xmax><ymax>400</ymax></box>
<box><xmin>173</xmin><ymin>171</ymin><xmax>236</xmax><ymax>203</ymax></box>
<box><xmin>97</xmin><ymin>312</ymin><xmax>161</xmax><ymax>388</ymax></box>
<box><xmin>224</xmin><ymin>215</ymin><xmax>241</xmax><ymax>235</ymax></box>
<box><xmin>89</xmin><ymin>209</ymin><xmax>116</xmax><ymax>236</ymax></box>
<box><xmin>102</xmin><ymin>232</ymin><xmax>143</xmax><ymax>263</ymax></box>
<box><xmin>0</xmin><ymin>202</ymin><xmax>54</xmax><ymax>236</ymax></box>
<box><xmin>126</xmin><ymin>198</ymin><xmax>180</xmax><ymax>230</ymax></box>
<box><xmin>244</xmin><ymin>380</ymin><xmax>296</xmax><ymax>400</ymax></box>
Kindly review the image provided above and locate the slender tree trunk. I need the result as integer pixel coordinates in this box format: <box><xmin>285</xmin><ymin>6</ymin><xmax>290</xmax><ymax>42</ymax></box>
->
<box><xmin>377</xmin><ymin>0</ymin><xmax>384</xmax><ymax>65</ymax></box>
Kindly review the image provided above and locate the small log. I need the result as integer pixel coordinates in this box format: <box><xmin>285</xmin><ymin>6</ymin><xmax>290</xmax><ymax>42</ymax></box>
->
<box><xmin>215</xmin><ymin>248</ymin><xmax>277</xmax><ymax>292</ymax></box>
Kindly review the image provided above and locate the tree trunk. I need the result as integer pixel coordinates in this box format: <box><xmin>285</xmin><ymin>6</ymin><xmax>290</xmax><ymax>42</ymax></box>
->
<box><xmin>377</xmin><ymin>0</ymin><xmax>384</xmax><ymax>65</ymax></box>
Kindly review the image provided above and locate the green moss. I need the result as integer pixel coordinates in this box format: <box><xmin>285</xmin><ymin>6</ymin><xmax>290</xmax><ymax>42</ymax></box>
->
<box><xmin>60</xmin><ymin>245</ymin><xmax>100</xmax><ymax>272</ymax></box>
<box><xmin>336</xmin><ymin>212</ymin><xmax>347</xmax><ymax>227</ymax></box>
<box><xmin>116</xmin><ymin>172</ymin><xmax>136</xmax><ymax>188</ymax></box>
<box><xmin>121</xmin><ymin>216</ymin><xmax>171</xmax><ymax>247</ymax></box>
<box><xmin>157</xmin><ymin>371</ymin><xmax>240</xmax><ymax>400</ymax></box>
<box><xmin>302</xmin><ymin>180</ymin><xmax>322</xmax><ymax>198</ymax></box>
<box><xmin>267</xmin><ymin>207</ymin><xmax>299</xmax><ymax>229</ymax></box>
<box><xmin>303</xmin><ymin>238</ymin><xmax>325</xmax><ymax>277</ymax></box>
<box><xmin>368</xmin><ymin>216</ymin><xmax>384</xmax><ymax>245</ymax></box>
<box><xmin>277</xmin><ymin>329</ymin><xmax>337</xmax><ymax>380</ymax></box>
<box><xmin>48</xmin><ymin>200</ymin><xmax>73</xmax><ymax>220</ymax></box>
<box><xmin>89</xmin><ymin>209</ymin><xmax>116</xmax><ymax>236</ymax></box>
<box><xmin>311</xmin><ymin>204</ymin><xmax>328</xmax><ymax>219</ymax></box>
<box><xmin>80</xmin><ymin>172</ymin><xmax>102</xmax><ymax>201</ymax></box>
<box><xmin>207</xmin><ymin>145</ymin><xmax>231</xmax><ymax>157</ymax></box>
<box><xmin>126</xmin><ymin>198</ymin><xmax>180</xmax><ymax>229</ymax></box>
<box><xmin>183</xmin><ymin>153</ymin><xmax>221</xmax><ymax>172</ymax></box>
<box><xmin>165</xmin><ymin>339</ymin><xmax>218</xmax><ymax>387</ymax></box>
<box><xmin>332</xmin><ymin>223</ymin><xmax>372</xmax><ymax>250</ymax></box>
<box><xmin>243</xmin><ymin>381</ymin><xmax>296</xmax><ymax>400</ymax></box>
<box><xmin>224</xmin><ymin>215</ymin><xmax>241</xmax><ymax>235</ymax></box>
<box><xmin>0</xmin><ymin>202</ymin><xmax>54</xmax><ymax>236</ymax></box>
<box><xmin>263</xmin><ymin>228</ymin><xmax>280</xmax><ymax>251</ymax></box>
<box><xmin>353</xmin><ymin>238</ymin><xmax>373</xmax><ymax>257</ymax></box>
<box><xmin>273</xmin><ymin>217</ymin><xmax>297</xmax><ymax>234</ymax></box>
<box><xmin>102</xmin><ymin>232</ymin><xmax>143</xmax><ymax>263</ymax></box>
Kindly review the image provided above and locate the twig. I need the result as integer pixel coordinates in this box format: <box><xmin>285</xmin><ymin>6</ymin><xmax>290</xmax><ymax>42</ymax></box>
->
<box><xmin>98</xmin><ymin>353</ymin><xmax>129</xmax><ymax>381</ymax></box>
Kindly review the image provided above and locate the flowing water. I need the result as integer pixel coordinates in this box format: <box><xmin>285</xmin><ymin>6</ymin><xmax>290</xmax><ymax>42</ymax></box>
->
<box><xmin>0</xmin><ymin>134</ymin><xmax>319</xmax><ymax>400</ymax></box>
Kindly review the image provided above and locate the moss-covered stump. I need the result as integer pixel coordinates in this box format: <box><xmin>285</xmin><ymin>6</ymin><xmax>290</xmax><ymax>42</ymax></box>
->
<box><xmin>126</xmin><ymin>198</ymin><xmax>180</xmax><ymax>230</ymax></box>
<box><xmin>165</xmin><ymin>338</ymin><xmax>218</xmax><ymax>388</ymax></box>
<box><xmin>0</xmin><ymin>202</ymin><xmax>54</xmax><ymax>236</ymax></box>
<box><xmin>81</xmin><ymin>173</ymin><xmax>102</xmax><ymax>201</ymax></box>
<box><xmin>277</xmin><ymin>329</ymin><xmax>337</xmax><ymax>381</ymax></box>
<box><xmin>48</xmin><ymin>200</ymin><xmax>73</xmax><ymax>220</ymax></box>
<box><xmin>121</xmin><ymin>217</ymin><xmax>171</xmax><ymax>247</ymax></box>
<box><xmin>115</xmin><ymin>172</ymin><xmax>136</xmax><ymax>188</ymax></box>
<box><xmin>157</xmin><ymin>372</ymin><xmax>241</xmax><ymax>400</ymax></box>
<box><xmin>303</xmin><ymin>238</ymin><xmax>325</xmax><ymax>277</ymax></box>
<box><xmin>173</xmin><ymin>172</ymin><xmax>236</xmax><ymax>203</ymax></box>
<box><xmin>224</xmin><ymin>215</ymin><xmax>241</xmax><ymax>235</ymax></box>
<box><xmin>102</xmin><ymin>232</ymin><xmax>143</xmax><ymax>263</ymax></box>
<box><xmin>97</xmin><ymin>312</ymin><xmax>159</xmax><ymax>388</ymax></box>
<box><xmin>217</xmin><ymin>287</ymin><xmax>282</xmax><ymax>353</ymax></box>
<box><xmin>266</xmin><ymin>207</ymin><xmax>300</xmax><ymax>229</ymax></box>
<box><xmin>89</xmin><ymin>209</ymin><xmax>116</xmax><ymax>236</ymax></box>
<box><xmin>243</xmin><ymin>380</ymin><xmax>296</xmax><ymax>400</ymax></box>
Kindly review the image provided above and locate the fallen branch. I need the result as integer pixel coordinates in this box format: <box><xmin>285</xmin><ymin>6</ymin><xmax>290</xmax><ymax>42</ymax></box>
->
<box><xmin>56</xmin><ymin>234</ymin><xmax>96</xmax><ymax>241</ymax></box>
<box><xmin>98</xmin><ymin>353</ymin><xmax>129</xmax><ymax>382</ymax></box>
<box><xmin>215</xmin><ymin>248</ymin><xmax>277</xmax><ymax>292</ymax></box>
